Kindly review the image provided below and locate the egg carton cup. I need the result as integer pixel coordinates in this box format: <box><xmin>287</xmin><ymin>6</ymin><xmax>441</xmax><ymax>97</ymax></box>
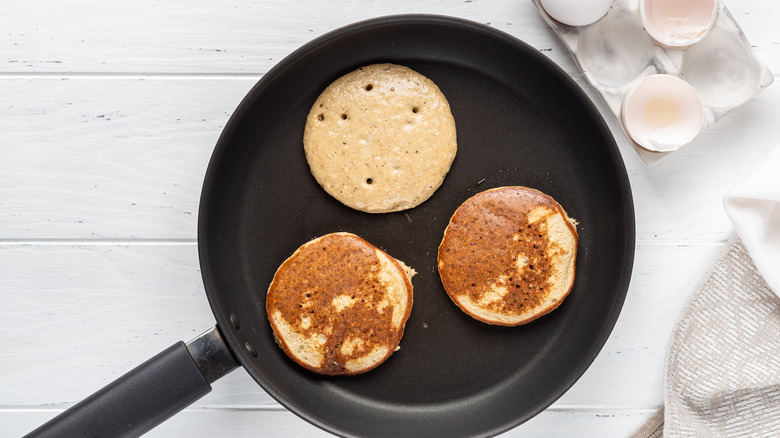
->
<box><xmin>533</xmin><ymin>0</ymin><xmax>774</xmax><ymax>165</ymax></box>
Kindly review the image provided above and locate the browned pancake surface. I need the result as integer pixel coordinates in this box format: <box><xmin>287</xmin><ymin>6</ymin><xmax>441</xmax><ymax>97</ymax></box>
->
<box><xmin>437</xmin><ymin>186</ymin><xmax>578</xmax><ymax>326</ymax></box>
<box><xmin>266</xmin><ymin>232</ymin><xmax>413</xmax><ymax>375</ymax></box>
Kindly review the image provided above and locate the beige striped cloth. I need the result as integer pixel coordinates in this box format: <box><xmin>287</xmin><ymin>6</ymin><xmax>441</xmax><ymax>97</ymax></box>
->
<box><xmin>632</xmin><ymin>235</ymin><xmax>780</xmax><ymax>437</ymax></box>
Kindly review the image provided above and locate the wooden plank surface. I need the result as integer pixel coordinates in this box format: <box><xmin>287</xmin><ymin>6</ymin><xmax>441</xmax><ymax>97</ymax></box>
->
<box><xmin>2</xmin><ymin>0</ymin><xmax>779</xmax><ymax>436</ymax></box>
<box><xmin>1</xmin><ymin>0</ymin><xmax>777</xmax><ymax>74</ymax></box>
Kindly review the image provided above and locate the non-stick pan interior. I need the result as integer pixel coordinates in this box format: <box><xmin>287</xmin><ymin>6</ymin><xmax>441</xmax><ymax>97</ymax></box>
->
<box><xmin>198</xmin><ymin>15</ymin><xmax>634</xmax><ymax>438</ymax></box>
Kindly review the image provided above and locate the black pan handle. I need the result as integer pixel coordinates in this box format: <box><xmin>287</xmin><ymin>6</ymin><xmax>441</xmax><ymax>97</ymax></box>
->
<box><xmin>24</xmin><ymin>326</ymin><xmax>240</xmax><ymax>438</ymax></box>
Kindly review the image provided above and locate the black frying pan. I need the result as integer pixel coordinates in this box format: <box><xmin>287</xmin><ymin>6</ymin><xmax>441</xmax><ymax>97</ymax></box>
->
<box><xmin>26</xmin><ymin>14</ymin><xmax>634</xmax><ymax>438</ymax></box>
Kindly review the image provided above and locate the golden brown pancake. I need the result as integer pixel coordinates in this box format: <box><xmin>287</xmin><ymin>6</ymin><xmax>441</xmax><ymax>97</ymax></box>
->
<box><xmin>266</xmin><ymin>232</ymin><xmax>415</xmax><ymax>375</ymax></box>
<box><xmin>303</xmin><ymin>63</ymin><xmax>457</xmax><ymax>213</ymax></box>
<box><xmin>437</xmin><ymin>186</ymin><xmax>578</xmax><ymax>326</ymax></box>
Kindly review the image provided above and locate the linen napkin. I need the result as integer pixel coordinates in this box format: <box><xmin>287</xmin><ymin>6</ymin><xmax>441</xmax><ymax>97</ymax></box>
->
<box><xmin>723</xmin><ymin>145</ymin><xmax>780</xmax><ymax>298</ymax></box>
<box><xmin>632</xmin><ymin>145</ymin><xmax>780</xmax><ymax>437</ymax></box>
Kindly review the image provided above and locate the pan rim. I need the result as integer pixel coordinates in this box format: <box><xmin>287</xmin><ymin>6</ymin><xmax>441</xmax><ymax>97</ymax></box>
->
<box><xmin>198</xmin><ymin>13</ymin><xmax>635</xmax><ymax>438</ymax></box>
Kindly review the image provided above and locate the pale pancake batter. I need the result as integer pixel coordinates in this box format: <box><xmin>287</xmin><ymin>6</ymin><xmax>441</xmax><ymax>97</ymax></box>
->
<box><xmin>303</xmin><ymin>63</ymin><xmax>457</xmax><ymax>213</ymax></box>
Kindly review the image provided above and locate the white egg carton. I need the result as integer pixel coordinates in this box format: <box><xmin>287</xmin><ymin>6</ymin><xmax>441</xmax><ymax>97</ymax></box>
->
<box><xmin>533</xmin><ymin>0</ymin><xmax>774</xmax><ymax>165</ymax></box>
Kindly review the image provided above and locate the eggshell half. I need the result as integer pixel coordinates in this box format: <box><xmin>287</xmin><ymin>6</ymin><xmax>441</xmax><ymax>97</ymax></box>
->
<box><xmin>622</xmin><ymin>74</ymin><xmax>704</xmax><ymax>152</ymax></box>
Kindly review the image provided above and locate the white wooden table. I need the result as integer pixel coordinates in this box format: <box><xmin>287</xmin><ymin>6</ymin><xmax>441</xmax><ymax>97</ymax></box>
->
<box><xmin>2</xmin><ymin>1</ymin><xmax>778</xmax><ymax>436</ymax></box>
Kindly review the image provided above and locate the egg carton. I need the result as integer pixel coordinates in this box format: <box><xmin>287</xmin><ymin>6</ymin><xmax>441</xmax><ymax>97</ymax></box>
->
<box><xmin>532</xmin><ymin>0</ymin><xmax>774</xmax><ymax>165</ymax></box>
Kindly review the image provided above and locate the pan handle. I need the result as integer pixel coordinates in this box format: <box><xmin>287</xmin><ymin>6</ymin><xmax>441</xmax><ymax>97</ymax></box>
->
<box><xmin>24</xmin><ymin>326</ymin><xmax>239</xmax><ymax>438</ymax></box>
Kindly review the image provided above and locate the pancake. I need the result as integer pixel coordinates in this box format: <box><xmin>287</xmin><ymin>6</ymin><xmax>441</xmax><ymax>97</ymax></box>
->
<box><xmin>437</xmin><ymin>186</ymin><xmax>578</xmax><ymax>326</ymax></box>
<box><xmin>303</xmin><ymin>63</ymin><xmax>457</xmax><ymax>213</ymax></box>
<box><xmin>266</xmin><ymin>232</ymin><xmax>415</xmax><ymax>375</ymax></box>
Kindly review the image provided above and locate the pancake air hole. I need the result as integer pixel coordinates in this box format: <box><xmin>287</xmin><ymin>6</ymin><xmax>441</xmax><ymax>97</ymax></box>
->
<box><xmin>366</xmin><ymin>178</ymin><xmax>373</xmax><ymax>185</ymax></box>
<box><xmin>412</xmin><ymin>106</ymin><xmax>419</xmax><ymax>113</ymax></box>
<box><xmin>365</xmin><ymin>84</ymin><xmax>373</xmax><ymax>91</ymax></box>
<box><xmin>341</xmin><ymin>113</ymin><xmax>347</xmax><ymax>120</ymax></box>
<box><xmin>317</xmin><ymin>113</ymin><xmax>324</xmax><ymax>121</ymax></box>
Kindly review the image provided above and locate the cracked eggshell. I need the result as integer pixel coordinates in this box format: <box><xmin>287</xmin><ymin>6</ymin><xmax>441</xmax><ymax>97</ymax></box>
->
<box><xmin>640</xmin><ymin>0</ymin><xmax>718</xmax><ymax>47</ymax></box>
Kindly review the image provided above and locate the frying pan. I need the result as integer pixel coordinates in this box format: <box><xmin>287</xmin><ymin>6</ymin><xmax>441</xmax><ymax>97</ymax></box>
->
<box><xmin>25</xmin><ymin>14</ymin><xmax>634</xmax><ymax>438</ymax></box>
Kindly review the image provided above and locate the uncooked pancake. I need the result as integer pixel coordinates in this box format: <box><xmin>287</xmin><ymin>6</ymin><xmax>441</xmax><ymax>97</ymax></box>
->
<box><xmin>437</xmin><ymin>186</ymin><xmax>578</xmax><ymax>326</ymax></box>
<box><xmin>303</xmin><ymin>63</ymin><xmax>457</xmax><ymax>213</ymax></box>
<box><xmin>266</xmin><ymin>232</ymin><xmax>415</xmax><ymax>375</ymax></box>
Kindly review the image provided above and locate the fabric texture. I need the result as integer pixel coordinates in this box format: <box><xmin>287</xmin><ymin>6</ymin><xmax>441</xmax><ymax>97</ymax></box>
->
<box><xmin>632</xmin><ymin>236</ymin><xmax>780</xmax><ymax>437</ymax></box>
<box><xmin>631</xmin><ymin>406</ymin><xmax>664</xmax><ymax>438</ymax></box>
